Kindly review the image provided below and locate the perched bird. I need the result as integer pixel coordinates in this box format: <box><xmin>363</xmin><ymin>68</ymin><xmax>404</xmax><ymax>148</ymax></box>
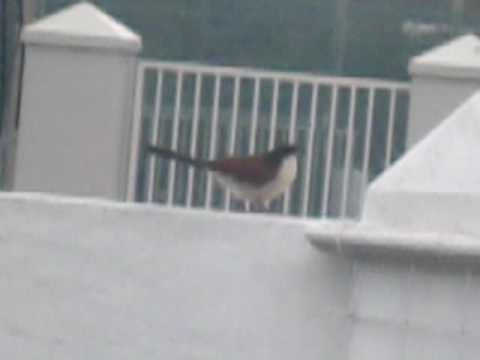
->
<box><xmin>146</xmin><ymin>144</ymin><xmax>298</xmax><ymax>210</ymax></box>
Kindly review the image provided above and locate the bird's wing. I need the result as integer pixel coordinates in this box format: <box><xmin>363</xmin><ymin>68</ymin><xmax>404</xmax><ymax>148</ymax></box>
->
<box><xmin>210</xmin><ymin>157</ymin><xmax>276</xmax><ymax>186</ymax></box>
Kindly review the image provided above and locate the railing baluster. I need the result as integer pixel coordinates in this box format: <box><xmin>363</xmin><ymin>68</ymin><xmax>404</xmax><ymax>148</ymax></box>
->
<box><xmin>321</xmin><ymin>85</ymin><xmax>339</xmax><ymax>217</ymax></box>
<box><xmin>166</xmin><ymin>71</ymin><xmax>184</xmax><ymax>205</ymax></box>
<box><xmin>241</xmin><ymin>77</ymin><xmax>262</xmax><ymax>212</ymax></box>
<box><xmin>205</xmin><ymin>75</ymin><xmax>222</xmax><ymax>209</ymax></box>
<box><xmin>146</xmin><ymin>72</ymin><xmax>164</xmax><ymax>202</ymax></box>
<box><xmin>268</xmin><ymin>79</ymin><xmax>279</xmax><ymax>150</ymax></box>
<box><xmin>385</xmin><ymin>89</ymin><xmax>397</xmax><ymax>168</ymax></box>
<box><xmin>224</xmin><ymin>76</ymin><xmax>241</xmax><ymax>211</ymax></box>
<box><xmin>127</xmin><ymin>63</ymin><xmax>146</xmax><ymax>202</ymax></box>
<box><xmin>249</xmin><ymin>77</ymin><xmax>261</xmax><ymax>155</ymax></box>
<box><xmin>301</xmin><ymin>83</ymin><xmax>319</xmax><ymax>217</ymax></box>
<box><xmin>283</xmin><ymin>81</ymin><xmax>299</xmax><ymax>215</ymax></box>
<box><xmin>361</xmin><ymin>87</ymin><xmax>375</xmax><ymax>193</ymax></box>
<box><xmin>340</xmin><ymin>86</ymin><xmax>357</xmax><ymax>218</ymax></box>
<box><xmin>186</xmin><ymin>73</ymin><xmax>203</xmax><ymax>207</ymax></box>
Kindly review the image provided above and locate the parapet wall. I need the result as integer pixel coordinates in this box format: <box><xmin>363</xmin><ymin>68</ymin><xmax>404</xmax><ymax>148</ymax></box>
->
<box><xmin>0</xmin><ymin>193</ymin><xmax>351</xmax><ymax>359</ymax></box>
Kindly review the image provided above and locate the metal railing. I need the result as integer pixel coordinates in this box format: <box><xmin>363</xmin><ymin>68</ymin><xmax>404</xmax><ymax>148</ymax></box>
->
<box><xmin>130</xmin><ymin>60</ymin><xmax>410</xmax><ymax>218</ymax></box>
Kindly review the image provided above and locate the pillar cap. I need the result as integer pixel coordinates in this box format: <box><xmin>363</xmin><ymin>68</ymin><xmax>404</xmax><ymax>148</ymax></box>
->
<box><xmin>409</xmin><ymin>33</ymin><xmax>480</xmax><ymax>79</ymax></box>
<box><xmin>22</xmin><ymin>1</ymin><xmax>142</xmax><ymax>54</ymax></box>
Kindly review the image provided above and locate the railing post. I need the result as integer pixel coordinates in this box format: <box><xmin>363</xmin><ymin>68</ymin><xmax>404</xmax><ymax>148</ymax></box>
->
<box><xmin>14</xmin><ymin>2</ymin><xmax>142</xmax><ymax>201</ymax></box>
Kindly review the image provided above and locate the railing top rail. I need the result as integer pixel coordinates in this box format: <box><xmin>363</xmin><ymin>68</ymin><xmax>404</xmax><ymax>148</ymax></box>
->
<box><xmin>139</xmin><ymin>59</ymin><xmax>410</xmax><ymax>90</ymax></box>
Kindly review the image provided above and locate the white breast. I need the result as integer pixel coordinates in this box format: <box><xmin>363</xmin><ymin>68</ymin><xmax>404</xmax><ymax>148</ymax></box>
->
<box><xmin>260</xmin><ymin>154</ymin><xmax>297</xmax><ymax>201</ymax></box>
<box><xmin>213</xmin><ymin>154</ymin><xmax>297</xmax><ymax>204</ymax></box>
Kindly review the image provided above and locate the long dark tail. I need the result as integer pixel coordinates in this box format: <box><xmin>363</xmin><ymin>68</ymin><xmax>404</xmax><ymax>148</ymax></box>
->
<box><xmin>146</xmin><ymin>145</ymin><xmax>209</xmax><ymax>169</ymax></box>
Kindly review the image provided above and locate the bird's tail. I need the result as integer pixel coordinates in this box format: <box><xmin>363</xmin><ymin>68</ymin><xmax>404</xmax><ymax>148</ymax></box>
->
<box><xmin>146</xmin><ymin>145</ymin><xmax>209</xmax><ymax>169</ymax></box>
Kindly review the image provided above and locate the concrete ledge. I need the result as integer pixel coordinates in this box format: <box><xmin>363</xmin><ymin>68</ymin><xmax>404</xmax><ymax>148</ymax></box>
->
<box><xmin>0</xmin><ymin>191</ymin><xmax>314</xmax><ymax>225</ymax></box>
<box><xmin>307</xmin><ymin>222</ymin><xmax>480</xmax><ymax>264</ymax></box>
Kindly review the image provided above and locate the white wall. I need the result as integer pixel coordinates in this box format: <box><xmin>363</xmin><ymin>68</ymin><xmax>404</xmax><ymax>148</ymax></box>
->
<box><xmin>348</xmin><ymin>257</ymin><xmax>480</xmax><ymax>360</ymax></box>
<box><xmin>0</xmin><ymin>193</ymin><xmax>352</xmax><ymax>359</ymax></box>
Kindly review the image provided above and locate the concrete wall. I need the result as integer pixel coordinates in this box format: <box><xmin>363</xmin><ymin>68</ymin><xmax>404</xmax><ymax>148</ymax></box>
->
<box><xmin>0</xmin><ymin>193</ymin><xmax>352</xmax><ymax>359</ymax></box>
<box><xmin>350</xmin><ymin>257</ymin><xmax>480</xmax><ymax>360</ymax></box>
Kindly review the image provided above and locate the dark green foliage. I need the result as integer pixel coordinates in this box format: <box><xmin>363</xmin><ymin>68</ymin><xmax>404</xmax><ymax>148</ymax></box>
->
<box><xmin>44</xmin><ymin>0</ymin><xmax>480</xmax><ymax>80</ymax></box>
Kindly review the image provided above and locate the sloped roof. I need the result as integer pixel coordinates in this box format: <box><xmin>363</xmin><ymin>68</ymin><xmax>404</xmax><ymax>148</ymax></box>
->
<box><xmin>363</xmin><ymin>91</ymin><xmax>480</xmax><ymax>233</ymax></box>
<box><xmin>370</xmin><ymin>91</ymin><xmax>480</xmax><ymax>195</ymax></box>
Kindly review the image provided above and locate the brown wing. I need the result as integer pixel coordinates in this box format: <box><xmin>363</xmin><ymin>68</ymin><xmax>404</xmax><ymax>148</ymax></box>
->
<box><xmin>209</xmin><ymin>156</ymin><xmax>276</xmax><ymax>186</ymax></box>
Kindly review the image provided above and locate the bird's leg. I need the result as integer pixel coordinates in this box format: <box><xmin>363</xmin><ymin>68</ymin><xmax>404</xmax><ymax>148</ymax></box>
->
<box><xmin>251</xmin><ymin>200</ymin><xmax>269</xmax><ymax>213</ymax></box>
<box><xmin>263</xmin><ymin>201</ymin><xmax>271</xmax><ymax>212</ymax></box>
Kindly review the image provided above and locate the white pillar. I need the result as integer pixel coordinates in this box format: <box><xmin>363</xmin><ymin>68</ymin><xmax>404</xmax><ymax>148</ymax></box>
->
<box><xmin>14</xmin><ymin>2</ymin><xmax>142</xmax><ymax>201</ymax></box>
<box><xmin>407</xmin><ymin>33</ymin><xmax>480</xmax><ymax>147</ymax></box>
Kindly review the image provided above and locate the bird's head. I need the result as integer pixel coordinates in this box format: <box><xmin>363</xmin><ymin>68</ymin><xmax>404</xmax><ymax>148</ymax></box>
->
<box><xmin>275</xmin><ymin>144</ymin><xmax>298</xmax><ymax>157</ymax></box>
<box><xmin>264</xmin><ymin>144</ymin><xmax>298</xmax><ymax>165</ymax></box>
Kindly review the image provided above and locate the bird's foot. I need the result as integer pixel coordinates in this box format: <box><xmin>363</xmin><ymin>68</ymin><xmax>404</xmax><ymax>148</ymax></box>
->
<box><xmin>250</xmin><ymin>201</ymin><xmax>270</xmax><ymax>213</ymax></box>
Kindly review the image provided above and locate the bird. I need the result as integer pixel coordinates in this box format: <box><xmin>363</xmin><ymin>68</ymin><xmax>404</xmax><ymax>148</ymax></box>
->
<box><xmin>146</xmin><ymin>143</ymin><xmax>298</xmax><ymax>210</ymax></box>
